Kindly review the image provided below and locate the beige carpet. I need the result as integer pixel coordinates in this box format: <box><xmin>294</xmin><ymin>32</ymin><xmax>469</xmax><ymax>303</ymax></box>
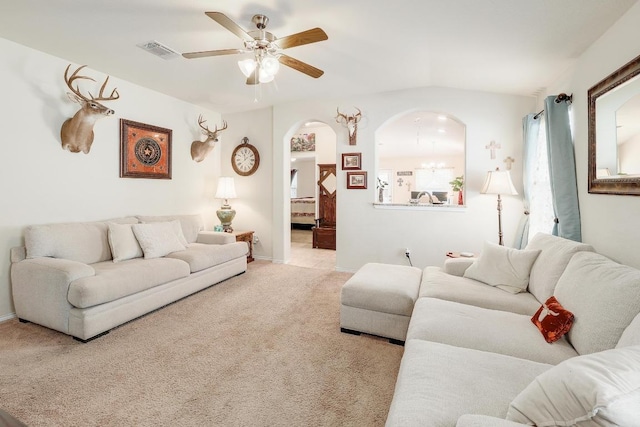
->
<box><xmin>0</xmin><ymin>261</ymin><xmax>403</xmax><ymax>427</ymax></box>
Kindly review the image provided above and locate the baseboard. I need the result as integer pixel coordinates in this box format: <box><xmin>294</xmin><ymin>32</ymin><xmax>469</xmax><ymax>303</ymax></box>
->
<box><xmin>335</xmin><ymin>266</ymin><xmax>357</xmax><ymax>274</ymax></box>
<box><xmin>0</xmin><ymin>312</ymin><xmax>16</xmax><ymax>323</ymax></box>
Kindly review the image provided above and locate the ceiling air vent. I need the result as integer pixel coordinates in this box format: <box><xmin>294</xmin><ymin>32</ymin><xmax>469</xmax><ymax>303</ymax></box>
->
<box><xmin>136</xmin><ymin>40</ymin><xmax>180</xmax><ymax>60</ymax></box>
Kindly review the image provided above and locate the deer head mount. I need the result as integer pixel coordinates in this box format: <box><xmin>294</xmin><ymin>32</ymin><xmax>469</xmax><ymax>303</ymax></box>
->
<box><xmin>60</xmin><ymin>65</ymin><xmax>120</xmax><ymax>154</ymax></box>
<box><xmin>336</xmin><ymin>107</ymin><xmax>362</xmax><ymax>145</ymax></box>
<box><xmin>190</xmin><ymin>115</ymin><xmax>228</xmax><ymax>162</ymax></box>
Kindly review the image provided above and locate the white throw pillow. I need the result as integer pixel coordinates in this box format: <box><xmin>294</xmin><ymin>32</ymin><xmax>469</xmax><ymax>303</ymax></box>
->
<box><xmin>506</xmin><ymin>346</ymin><xmax>640</xmax><ymax>426</ymax></box>
<box><xmin>463</xmin><ymin>241</ymin><xmax>541</xmax><ymax>294</ymax></box>
<box><xmin>107</xmin><ymin>222</ymin><xmax>143</xmax><ymax>262</ymax></box>
<box><xmin>132</xmin><ymin>221</ymin><xmax>186</xmax><ymax>259</ymax></box>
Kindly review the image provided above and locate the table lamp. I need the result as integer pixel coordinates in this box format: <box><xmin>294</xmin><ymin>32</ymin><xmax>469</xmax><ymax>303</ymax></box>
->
<box><xmin>215</xmin><ymin>177</ymin><xmax>237</xmax><ymax>232</ymax></box>
<box><xmin>481</xmin><ymin>168</ymin><xmax>518</xmax><ymax>245</ymax></box>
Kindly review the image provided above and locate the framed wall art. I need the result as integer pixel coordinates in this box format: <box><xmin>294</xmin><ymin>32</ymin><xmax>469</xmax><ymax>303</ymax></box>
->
<box><xmin>347</xmin><ymin>171</ymin><xmax>367</xmax><ymax>189</ymax></box>
<box><xmin>120</xmin><ymin>119</ymin><xmax>172</xmax><ymax>179</ymax></box>
<box><xmin>290</xmin><ymin>133</ymin><xmax>316</xmax><ymax>152</ymax></box>
<box><xmin>342</xmin><ymin>152</ymin><xmax>361</xmax><ymax>170</ymax></box>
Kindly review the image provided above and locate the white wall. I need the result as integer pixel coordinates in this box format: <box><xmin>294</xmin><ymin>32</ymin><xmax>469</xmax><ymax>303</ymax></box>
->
<box><xmin>219</xmin><ymin>108</ymin><xmax>274</xmax><ymax>261</ymax></box>
<box><xmin>272</xmin><ymin>87</ymin><xmax>535</xmax><ymax>271</ymax></box>
<box><xmin>544</xmin><ymin>1</ymin><xmax>640</xmax><ymax>269</ymax></box>
<box><xmin>619</xmin><ymin>134</ymin><xmax>640</xmax><ymax>174</ymax></box>
<box><xmin>0</xmin><ymin>37</ymin><xmax>223</xmax><ymax>319</ymax></box>
<box><xmin>293</xmin><ymin>159</ymin><xmax>316</xmax><ymax>198</ymax></box>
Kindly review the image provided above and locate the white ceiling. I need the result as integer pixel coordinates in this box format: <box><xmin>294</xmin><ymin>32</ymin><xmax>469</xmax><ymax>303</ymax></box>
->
<box><xmin>0</xmin><ymin>0</ymin><xmax>636</xmax><ymax>115</ymax></box>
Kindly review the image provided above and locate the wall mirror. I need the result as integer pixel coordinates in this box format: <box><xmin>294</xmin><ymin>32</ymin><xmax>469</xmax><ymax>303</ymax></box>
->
<box><xmin>588</xmin><ymin>53</ymin><xmax>640</xmax><ymax>195</ymax></box>
<box><xmin>376</xmin><ymin>111</ymin><xmax>466</xmax><ymax>205</ymax></box>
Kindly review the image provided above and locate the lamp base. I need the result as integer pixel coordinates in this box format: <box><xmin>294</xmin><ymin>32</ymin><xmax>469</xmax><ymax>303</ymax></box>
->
<box><xmin>216</xmin><ymin>205</ymin><xmax>236</xmax><ymax>233</ymax></box>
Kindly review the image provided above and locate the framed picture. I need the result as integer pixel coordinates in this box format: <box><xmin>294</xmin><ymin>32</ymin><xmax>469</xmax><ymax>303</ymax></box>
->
<box><xmin>120</xmin><ymin>119</ymin><xmax>172</xmax><ymax>179</ymax></box>
<box><xmin>342</xmin><ymin>152</ymin><xmax>362</xmax><ymax>170</ymax></box>
<box><xmin>290</xmin><ymin>133</ymin><xmax>316</xmax><ymax>152</ymax></box>
<box><xmin>347</xmin><ymin>171</ymin><xmax>368</xmax><ymax>189</ymax></box>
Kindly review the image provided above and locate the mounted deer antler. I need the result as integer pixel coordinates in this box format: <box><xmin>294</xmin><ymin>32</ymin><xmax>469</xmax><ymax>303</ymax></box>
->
<box><xmin>60</xmin><ymin>64</ymin><xmax>120</xmax><ymax>154</ymax></box>
<box><xmin>190</xmin><ymin>115</ymin><xmax>228</xmax><ymax>162</ymax></box>
<box><xmin>336</xmin><ymin>107</ymin><xmax>362</xmax><ymax>145</ymax></box>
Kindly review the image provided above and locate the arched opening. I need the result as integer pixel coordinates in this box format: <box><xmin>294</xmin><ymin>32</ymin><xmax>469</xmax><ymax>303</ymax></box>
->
<box><xmin>376</xmin><ymin>110</ymin><xmax>466</xmax><ymax>206</ymax></box>
<box><xmin>286</xmin><ymin>120</ymin><xmax>337</xmax><ymax>270</ymax></box>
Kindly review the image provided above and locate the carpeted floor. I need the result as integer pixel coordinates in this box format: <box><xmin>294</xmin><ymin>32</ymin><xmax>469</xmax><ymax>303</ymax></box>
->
<box><xmin>0</xmin><ymin>261</ymin><xmax>403</xmax><ymax>427</ymax></box>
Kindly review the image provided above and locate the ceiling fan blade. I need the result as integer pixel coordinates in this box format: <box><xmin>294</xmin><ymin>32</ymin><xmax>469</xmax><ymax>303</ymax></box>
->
<box><xmin>279</xmin><ymin>54</ymin><xmax>324</xmax><ymax>78</ymax></box>
<box><xmin>276</xmin><ymin>28</ymin><xmax>328</xmax><ymax>49</ymax></box>
<box><xmin>205</xmin><ymin>12</ymin><xmax>254</xmax><ymax>42</ymax></box>
<box><xmin>182</xmin><ymin>48</ymin><xmax>245</xmax><ymax>59</ymax></box>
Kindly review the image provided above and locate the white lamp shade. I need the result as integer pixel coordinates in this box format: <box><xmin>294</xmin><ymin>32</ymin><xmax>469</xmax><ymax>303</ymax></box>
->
<box><xmin>261</xmin><ymin>56</ymin><xmax>280</xmax><ymax>75</ymax></box>
<box><xmin>215</xmin><ymin>177</ymin><xmax>237</xmax><ymax>200</ymax></box>
<box><xmin>480</xmin><ymin>169</ymin><xmax>518</xmax><ymax>195</ymax></box>
<box><xmin>238</xmin><ymin>59</ymin><xmax>257</xmax><ymax>78</ymax></box>
<box><xmin>259</xmin><ymin>68</ymin><xmax>275</xmax><ymax>83</ymax></box>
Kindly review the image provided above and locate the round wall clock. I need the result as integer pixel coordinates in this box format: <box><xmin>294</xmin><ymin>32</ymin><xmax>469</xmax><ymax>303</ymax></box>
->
<box><xmin>231</xmin><ymin>137</ymin><xmax>260</xmax><ymax>176</ymax></box>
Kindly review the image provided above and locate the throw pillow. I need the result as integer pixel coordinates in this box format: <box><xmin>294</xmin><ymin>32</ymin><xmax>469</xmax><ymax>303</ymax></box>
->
<box><xmin>554</xmin><ymin>251</ymin><xmax>640</xmax><ymax>355</ymax></box>
<box><xmin>463</xmin><ymin>241</ymin><xmax>541</xmax><ymax>294</ymax></box>
<box><xmin>531</xmin><ymin>296</ymin><xmax>574</xmax><ymax>343</ymax></box>
<box><xmin>132</xmin><ymin>222</ymin><xmax>186</xmax><ymax>259</ymax></box>
<box><xmin>107</xmin><ymin>222</ymin><xmax>143</xmax><ymax>262</ymax></box>
<box><xmin>506</xmin><ymin>346</ymin><xmax>640</xmax><ymax>426</ymax></box>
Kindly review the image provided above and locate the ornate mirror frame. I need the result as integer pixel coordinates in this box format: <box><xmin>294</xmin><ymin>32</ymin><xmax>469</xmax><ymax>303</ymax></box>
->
<box><xmin>588</xmin><ymin>53</ymin><xmax>640</xmax><ymax>195</ymax></box>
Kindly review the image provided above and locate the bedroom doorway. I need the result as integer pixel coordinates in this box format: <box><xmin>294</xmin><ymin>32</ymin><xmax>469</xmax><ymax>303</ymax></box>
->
<box><xmin>288</xmin><ymin>121</ymin><xmax>336</xmax><ymax>270</ymax></box>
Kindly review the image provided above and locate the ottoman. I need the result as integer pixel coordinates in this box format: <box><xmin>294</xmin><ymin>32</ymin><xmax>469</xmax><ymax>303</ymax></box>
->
<box><xmin>340</xmin><ymin>262</ymin><xmax>422</xmax><ymax>344</ymax></box>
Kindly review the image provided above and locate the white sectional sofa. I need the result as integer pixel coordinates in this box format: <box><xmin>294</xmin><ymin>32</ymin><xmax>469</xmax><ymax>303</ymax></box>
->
<box><xmin>11</xmin><ymin>214</ymin><xmax>249</xmax><ymax>342</ymax></box>
<box><xmin>343</xmin><ymin>233</ymin><xmax>640</xmax><ymax>426</ymax></box>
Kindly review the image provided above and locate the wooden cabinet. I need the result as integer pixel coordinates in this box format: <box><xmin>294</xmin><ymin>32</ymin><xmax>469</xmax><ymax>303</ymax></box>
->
<box><xmin>312</xmin><ymin>164</ymin><xmax>336</xmax><ymax>250</ymax></box>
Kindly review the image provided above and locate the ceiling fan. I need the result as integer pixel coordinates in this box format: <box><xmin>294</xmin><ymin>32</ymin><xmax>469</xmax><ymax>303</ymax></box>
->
<box><xmin>182</xmin><ymin>12</ymin><xmax>328</xmax><ymax>85</ymax></box>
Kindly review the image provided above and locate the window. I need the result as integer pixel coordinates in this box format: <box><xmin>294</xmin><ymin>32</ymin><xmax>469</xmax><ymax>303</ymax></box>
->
<box><xmin>528</xmin><ymin>116</ymin><xmax>554</xmax><ymax>239</ymax></box>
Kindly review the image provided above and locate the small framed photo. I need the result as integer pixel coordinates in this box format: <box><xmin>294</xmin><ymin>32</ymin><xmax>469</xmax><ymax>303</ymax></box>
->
<box><xmin>120</xmin><ymin>119</ymin><xmax>172</xmax><ymax>179</ymax></box>
<box><xmin>342</xmin><ymin>152</ymin><xmax>362</xmax><ymax>170</ymax></box>
<box><xmin>347</xmin><ymin>171</ymin><xmax>368</xmax><ymax>189</ymax></box>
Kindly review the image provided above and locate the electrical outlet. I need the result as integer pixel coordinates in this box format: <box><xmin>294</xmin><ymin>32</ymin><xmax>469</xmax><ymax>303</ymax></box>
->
<box><xmin>405</xmin><ymin>248</ymin><xmax>411</xmax><ymax>256</ymax></box>
<box><xmin>253</xmin><ymin>234</ymin><xmax>260</xmax><ymax>244</ymax></box>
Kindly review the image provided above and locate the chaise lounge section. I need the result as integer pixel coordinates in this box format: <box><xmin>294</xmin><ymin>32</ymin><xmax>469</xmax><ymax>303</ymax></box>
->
<box><xmin>341</xmin><ymin>233</ymin><xmax>640</xmax><ymax>425</ymax></box>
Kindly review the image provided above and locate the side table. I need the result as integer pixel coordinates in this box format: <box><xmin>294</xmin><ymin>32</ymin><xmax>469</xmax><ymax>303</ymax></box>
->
<box><xmin>231</xmin><ymin>230</ymin><xmax>255</xmax><ymax>263</ymax></box>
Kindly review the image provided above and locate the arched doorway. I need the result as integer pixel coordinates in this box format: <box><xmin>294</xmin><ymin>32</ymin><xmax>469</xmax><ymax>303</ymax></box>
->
<box><xmin>287</xmin><ymin>121</ymin><xmax>337</xmax><ymax>270</ymax></box>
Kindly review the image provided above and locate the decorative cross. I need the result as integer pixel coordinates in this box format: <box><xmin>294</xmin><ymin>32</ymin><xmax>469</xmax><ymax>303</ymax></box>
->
<box><xmin>485</xmin><ymin>140</ymin><xmax>501</xmax><ymax>159</ymax></box>
<box><xmin>504</xmin><ymin>156</ymin><xmax>515</xmax><ymax>170</ymax></box>
<box><xmin>397</xmin><ymin>177</ymin><xmax>404</xmax><ymax>187</ymax></box>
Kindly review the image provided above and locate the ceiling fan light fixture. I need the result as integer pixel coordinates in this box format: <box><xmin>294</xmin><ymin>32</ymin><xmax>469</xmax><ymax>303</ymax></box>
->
<box><xmin>238</xmin><ymin>58</ymin><xmax>257</xmax><ymax>77</ymax></box>
<box><xmin>259</xmin><ymin>68</ymin><xmax>275</xmax><ymax>83</ymax></box>
<box><xmin>262</xmin><ymin>56</ymin><xmax>280</xmax><ymax>75</ymax></box>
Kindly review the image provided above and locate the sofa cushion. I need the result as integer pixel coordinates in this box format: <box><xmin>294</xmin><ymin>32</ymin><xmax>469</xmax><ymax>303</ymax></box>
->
<box><xmin>617</xmin><ymin>313</ymin><xmax>640</xmax><ymax>348</ymax></box>
<box><xmin>166</xmin><ymin>242</ymin><xmax>249</xmax><ymax>273</ymax></box>
<box><xmin>420</xmin><ymin>267</ymin><xmax>541</xmax><ymax>316</ymax></box>
<box><xmin>531</xmin><ymin>296</ymin><xmax>574</xmax><ymax>344</ymax></box>
<box><xmin>68</xmin><ymin>257</ymin><xmax>191</xmax><ymax>308</ymax></box>
<box><xmin>385</xmin><ymin>339</ymin><xmax>551</xmax><ymax>427</ymax></box>
<box><xmin>506</xmin><ymin>346</ymin><xmax>640</xmax><ymax>426</ymax></box>
<box><xmin>408</xmin><ymin>298</ymin><xmax>578</xmax><ymax>364</ymax></box>
<box><xmin>554</xmin><ymin>251</ymin><xmax>640</xmax><ymax>355</ymax></box>
<box><xmin>132</xmin><ymin>221</ymin><xmax>187</xmax><ymax>259</ymax></box>
<box><xmin>25</xmin><ymin>217</ymin><xmax>138</xmax><ymax>264</ymax></box>
<box><xmin>463</xmin><ymin>242</ymin><xmax>541</xmax><ymax>294</ymax></box>
<box><xmin>525</xmin><ymin>232</ymin><xmax>594</xmax><ymax>303</ymax></box>
<box><xmin>137</xmin><ymin>214</ymin><xmax>203</xmax><ymax>244</ymax></box>
<box><xmin>108</xmin><ymin>223</ymin><xmax>143</xmax><ymax>262</ymax></box>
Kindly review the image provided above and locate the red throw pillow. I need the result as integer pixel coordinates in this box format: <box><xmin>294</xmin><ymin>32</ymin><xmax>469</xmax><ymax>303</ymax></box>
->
<box><xmin>532</xmin><ymin>296</ymin><xmax>574</xmax><ymax>343</ymax></box>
